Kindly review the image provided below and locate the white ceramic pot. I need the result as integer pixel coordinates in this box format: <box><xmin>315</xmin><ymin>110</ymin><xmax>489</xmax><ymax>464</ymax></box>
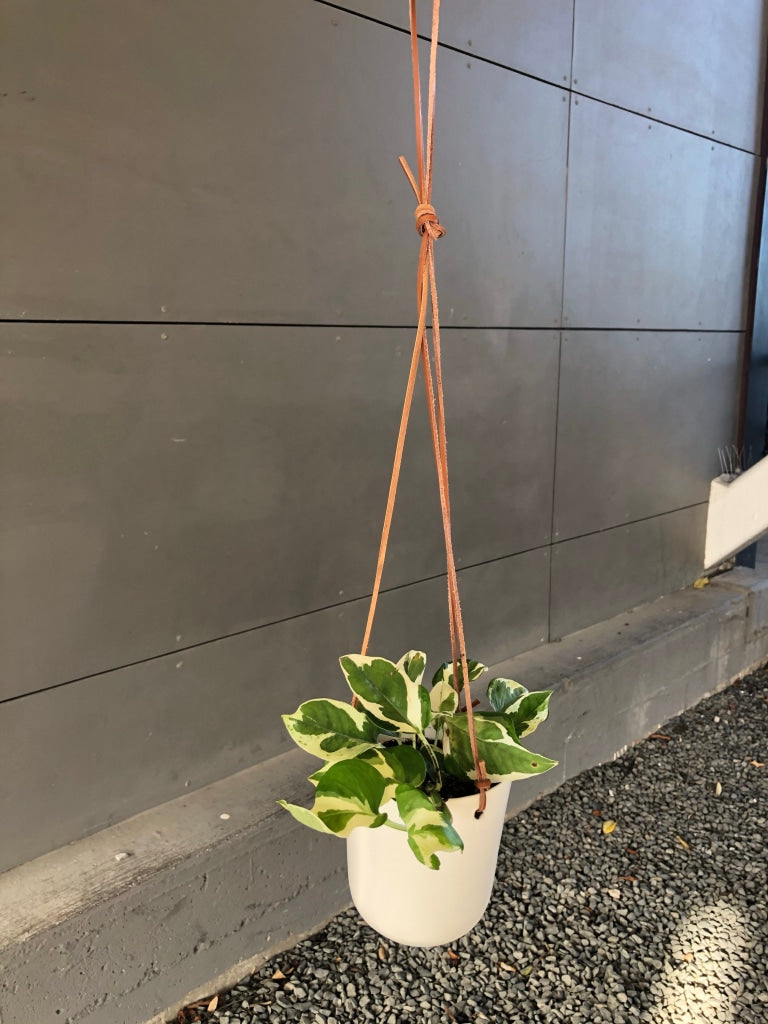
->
<box><xmin>346</xmin><ymin>780</ymin><xmax>511</xmax><ymax>947</ymax></box>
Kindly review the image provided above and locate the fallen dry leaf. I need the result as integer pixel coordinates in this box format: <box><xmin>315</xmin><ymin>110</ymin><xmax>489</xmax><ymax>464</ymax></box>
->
<box><xmin>748</xmin><ymin>760</ymin><xmax>765</xmax><ymax>768</ymax></box>
<box><xmin>626</xmin><ymin>847</ymin><xmax>639</xmax><ymax>856</ymax></box>
<box><xmin>591</xmin><ymin>810</ymin><xmax>603</xmax><ymax>818</ymax></box>
<box><xmin>676</xmin><ymin>835</ymin><xmax>690</xmax><ymax>850</ymax></box>
<box><xmin>271</xmin><ymin>969</ymin><xmax>286</xmax><ymax>981</ymax></box>
<box><xmin>499</xmin><ymin>961</ymin><xmax>516</xmax><ymax>972</ymax></box>
<box><xmin>682</xmin><ymin>951</ymin><xmax>695</xmax><ymax>963</ymax></box>
<box><xmin>377</xmin><ymin>946</ymin><xmax>387</xmax><ymax>961</ymax></box>
<box><xmin>206</xmin><ymin>995</ymin><xmax>218</xmax><ymax>1013</ymax></box>
<box><xmin>447</xmin><ymin>949</ymin><xmax>459</xmax><ymax>961</ymax></box>
<box><xmin>693</xmin><ymin>576</ymin><xmax>709</xmax><ymax>589</ymax></box>
<box><xmin>619</xmin><ymin>875</ymin><xmax>637</xmax><ymax>882</ymax></box>
<box><xmin>715</xmin><ymin>781</ymin><xmax>723</xmax><ymax>796</ymax></box>
<box><xmin>649</xmin><ymin>733</ymin><xmax>671</xmax><ymax>741</ymax></box>
<box><xmin>602</xmin><ymin>820</ymin><xmax>617</xmax><ymax>835</ymax></box>
<box><xmin>176</xmin><ymin>1003</ymin><xmax>206</xmax><ymax>1024</ymax></box>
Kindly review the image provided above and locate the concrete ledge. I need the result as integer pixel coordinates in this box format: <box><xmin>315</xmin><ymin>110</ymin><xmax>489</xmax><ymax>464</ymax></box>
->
<box><xmin>2</xmin><ymin>567</ymin><xmax>767</xmax><ymax>1024</ymax></box>
<box><xmin>497</xmin><ymin>572</ymin><xmax>768</xmax><ymax>815</ymax></box>
<box><xmin>0</xmin><ymin>752</ymin><xmax>348</xmax><ymax>1024</ymax></box>
<box><xmin>714</xmin><ymin>565</ymin><xmax>768</xmax><ymax>638</ymax></box>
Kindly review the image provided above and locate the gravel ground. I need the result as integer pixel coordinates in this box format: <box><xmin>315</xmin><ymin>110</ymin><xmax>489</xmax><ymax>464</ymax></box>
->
<box><xmin>174</xmin><ymin>664</ymin><xmax>768</xmax><ymax>1024</ymax></box>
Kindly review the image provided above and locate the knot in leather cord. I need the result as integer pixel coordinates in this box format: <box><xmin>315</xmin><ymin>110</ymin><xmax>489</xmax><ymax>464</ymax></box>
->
<box><xmin>414</xmin><ymin>202</ymin><xmax>445</xmax><ymax>240</ymax></box>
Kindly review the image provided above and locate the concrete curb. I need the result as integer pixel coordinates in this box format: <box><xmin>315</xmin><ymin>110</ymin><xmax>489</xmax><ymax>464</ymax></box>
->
<box><xmin>1</xmin><ymin>565</ymin><xmax>767</xmax><ymax>1024</ymax></box>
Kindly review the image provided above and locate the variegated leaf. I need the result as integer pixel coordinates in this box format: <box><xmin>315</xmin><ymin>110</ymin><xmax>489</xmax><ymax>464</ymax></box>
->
<box><xmin>506</xmin><ymin>690</ymin><xmax>552</xmax><ymax>738</ymax></box>
<box><xmin>364</xmin><ymin>744</ymin><xmax>428</xmax><ymax>803</ymax></box>
<box><xmin>309</xmin><ymin>745</ymin><xmax>427</xmax><ymax>804</ymax></box>
<box><xmin>396</xmin><ymin>650</ymin><xmax>427</xmax><ymax>686</ymax></box>
<box><xmin>487</xmin><ymin>677</ymin><xmax>527</xmax><ymax>713</ymax></box>
<box><xmin>395</xmin><ymin>783</ymin><xmax>464</xmax><ymax>870</ymax></box>
<box><xmin>340</xmin><ymin>655</ymin><xmax>430</xmax><ymax>733</ymax></box>
<box><xmin>282</xmin><ymin>698</ymin><xmax>380</xmax><ymax>761</ymax></box>
<box><xmin>444</xmin><ymin>712</ymin><xmax>557</xmax><ymax>782</ymax></box>
<box><xmin>312</xmin><ymin>759</ymin><xmax>387</xmax><ymax>836</ymax></box>
<box><xmin>431</xmin><ymin>658</ymin><xmax>487</xmax><ymax>694</ymax></box>
<box><xmin>278</xmin><ymin>800</ymin><xmax>335</xmax><ymax>834</ymax></box>
<box><xmin>430</xmin><ymin>677</ymin><xmax>459</xmax><ymax>717</ymax></box>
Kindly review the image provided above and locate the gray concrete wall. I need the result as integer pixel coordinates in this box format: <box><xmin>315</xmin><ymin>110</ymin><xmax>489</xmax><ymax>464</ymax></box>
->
<box><xmin>0</xmin><ymin>0</ymin><xmax>764</xmax><ymax>872</ymax></box>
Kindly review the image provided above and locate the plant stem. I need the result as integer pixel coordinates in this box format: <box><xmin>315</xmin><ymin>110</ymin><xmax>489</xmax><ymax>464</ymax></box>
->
<box><xmin>383</xmin><ymin>819</ymin><xmax>407</xmax><ymax>833</ymax></box>
<box><xmin>418</xmin><ymin>732</ymin><xmax>443</xmax><ymax>791</ymax></box>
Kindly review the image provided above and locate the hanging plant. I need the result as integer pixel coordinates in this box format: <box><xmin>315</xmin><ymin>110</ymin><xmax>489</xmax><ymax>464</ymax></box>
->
<box><xmin>279</xmin><ymin>651</ymin><xmax>556</xmax><ymax>868</ymax></box>
<box><xmin>277</xmin><ymin>0</ymin><xmax>558</xmax><ymax>947</ymax></box>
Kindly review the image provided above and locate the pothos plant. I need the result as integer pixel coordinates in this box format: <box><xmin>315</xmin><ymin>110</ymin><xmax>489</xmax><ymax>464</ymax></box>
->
<box><xmin>279</xmin><ymin>651</ymin><xmax>557</xmax><ymax>869</ymax></box>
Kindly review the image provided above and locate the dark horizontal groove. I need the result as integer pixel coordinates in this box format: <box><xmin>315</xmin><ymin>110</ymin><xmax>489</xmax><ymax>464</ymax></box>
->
<box><xmin>0</xmin><ymin>547</ymin><xmax>543</xmax><ymax>707</ymax></box>
<box><xmin>0</xmin><ymin>317</ymin><xmax>551</xmax><ymax>330</ymax></box>
<box><xmin>552</xmin><ymin>500</ymin><xmax>707</xmax><ymax>548</ymax></box>
<box><xmin>0</xmin><ymin>318</ymin><xmax>744</xmax><ymax>334</ymax></box>
<box><xmin>572</xmin><ymin>90</ymin><xmax>758</xmax><ymax>156</ymax></box>
<box><xmin>313</xmin><ymin>0</ymin><xmax>567</xmax><ymax>93</ymax></box>
<box><xmin>314</xmin><ymin>1</ymin><xmax>759</xmax><ymax>158</ymax></box>
<box><xmin>3</xmin><ymin>501</ymin><xmax>708</xmax><ymax>707</ymax></box>
<box><xmin>562</xmin><ymin>327</ymin><xmax>743</xmax><ymax>334</ymax></box>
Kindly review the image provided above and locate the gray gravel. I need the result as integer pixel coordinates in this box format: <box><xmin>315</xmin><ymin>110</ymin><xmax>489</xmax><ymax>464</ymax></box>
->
<box><xmin>174</xmin><ymin>664</ymin><xmax>768</xmax><ymax>1024</ymax></box>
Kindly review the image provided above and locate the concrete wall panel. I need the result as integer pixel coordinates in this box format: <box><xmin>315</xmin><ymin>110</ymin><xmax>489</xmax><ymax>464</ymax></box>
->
<box><xmin>339</xmin><ymin>0</ymin><xmax>574</xmax><ymax>86</ymax></box>
<box><xmin>0</xmin><ymin>323</ymin><xmax>558</xmax><ymax>699</ymax></box>
<box><xmin>553</xmin><ymin>331</ymin><xmax>742</xmax><ymax>541</ymax></box>
<box><xmin>563</xmin><ymin>97</ymin><xmax>758</xmax><ymax>330</ymax></box>
<box><xmin>550</xmin><ymin>505</ymin><xmax>708</xmax><ymax>639</ymax></box>
<box><xmin>0</xmin><ymin>547</ymin><xmax>548</xmax><ymax>872</ymax></box>
<box><xmin>0</xmin><ymin>0</ymin><xmax>567</xmax><ymax>326</ymax></box>
<box><xmin>573</xmin><ymin>0</ymin><xmax>767</xmax><ymax>150</ymax></box>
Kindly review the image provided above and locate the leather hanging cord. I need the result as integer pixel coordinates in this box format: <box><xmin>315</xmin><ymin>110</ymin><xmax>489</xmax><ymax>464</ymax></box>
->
<box><xmin>358</xmin><ymin>0</ymin><xmax>490</xmax><ymax>813</ymax></box>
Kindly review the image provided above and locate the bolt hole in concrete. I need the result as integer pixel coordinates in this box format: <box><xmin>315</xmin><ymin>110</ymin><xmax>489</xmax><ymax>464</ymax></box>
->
<box><xmin>172</xmin><ymin>664</ymin><xmax>768</xmax><ymax>1024</ymax></box>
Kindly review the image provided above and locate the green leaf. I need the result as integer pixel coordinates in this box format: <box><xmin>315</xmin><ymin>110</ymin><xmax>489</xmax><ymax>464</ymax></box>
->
<box><xmin>430</xmin><ymin>677</ymin><xmax>459</xmax><ymax>717</ymax></box>
<box><xmin>431</xmin><ymin>658</ymin><xmax>487</xmax><ymax>694</ymax></box>
<box><xmin>312</xmin><ymin>759</ymin><xmax>387</xmax><ymax>836</ymax></box>
<box><xmin>282</xmin><ymin>698</ymin><xmax>381</xmax><ymax>761</ymax></box>
<box><xmin>444</xmin><ymin>712</ymin><xmax>557</xmax><ymax>782</ymax></box>
<box><xmin>364</xmin><ymin>712</ymin><xmax>401</xmax><ymax>736</ymax></box>
<box><xmin>396</xmin><ymin>650</ymin><xmax>427</xmax><ymax>686</ymax></box>
<box><xmin>487</xmin><ymin>677</ymin><xmax>527</xmax><ymax>713</ymax></box>
<box><xmin>340</xmin><ymin>655</ymin><xmax>430</xmax><ymax>733</ymax></box>
<box><xmin>278</xmin><ymin>800</ymin><xmax>335</xmax><ymax>834</ymax></box>
<box><xmin>311</xmin><ymin>744</ymin><xmax>427</xmax><ymax>804</ymax></box>
<box><xmin>368</xmin><ymin>745</ymin><xmax>427</xmax><ymax>803</ymax></box>
<box><xmin>506</xmin><ymin>690</ymin><xmax>552</xmax><ymax>738</ymax></box>
<box><xmin>395</xmin><ymin>784</ymin><xmax>464</xmax><ymax>869</ymax></box>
